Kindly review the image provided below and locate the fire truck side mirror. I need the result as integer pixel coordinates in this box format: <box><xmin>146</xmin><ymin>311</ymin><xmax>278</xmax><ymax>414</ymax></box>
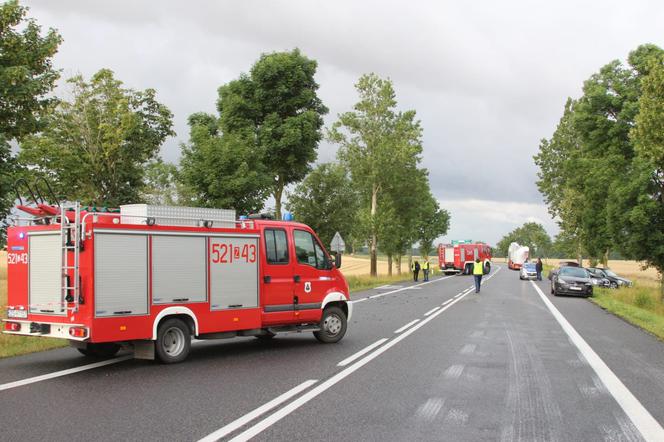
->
<box><xmin>334</xmin><ymin>253</ymin><xmax>342</xmax><ymax>269</ymax></box>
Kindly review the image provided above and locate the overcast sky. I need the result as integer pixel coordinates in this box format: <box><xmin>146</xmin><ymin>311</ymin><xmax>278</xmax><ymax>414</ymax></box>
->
<box><xmin>23</xmin><ymin>0</ymin><xmax>664</xmax><ymax>246</ymax></box>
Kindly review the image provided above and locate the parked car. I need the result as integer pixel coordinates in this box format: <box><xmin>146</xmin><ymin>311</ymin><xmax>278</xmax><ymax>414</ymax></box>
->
<box><xmin>584</xmin><ymin>268</ymin><xmax>611</xmax><ymax>288</ymax></box>
<box><xmin>551</xmin><ymin>266</ymin><xmax>593</xmax><ymax>297</ymax></box>
<box><xmin>586</xmin><ymin>267</ymin><xmax>632</xmax><ymax>288</ymax></box>
<box><xmin>548</xmin><ymin>260</ymin><xmax>580</xmax><ymax>280</ymax></box>
<box><xmin>519</xmin><ymin>262</ymin><xmax>538</xmax><ymax>280</ymax></box>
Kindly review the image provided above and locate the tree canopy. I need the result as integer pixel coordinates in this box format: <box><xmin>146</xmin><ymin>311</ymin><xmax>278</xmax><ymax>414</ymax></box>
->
<box><xmin>0</xmin><ymin>0</ymin><xmax>61</xmax><ymax>245</ymax></box>
<box><xmin>496</xmin><ymin>222</ymin><xmax>552</xmax><ymax>258</ymax></box>
<box><xmin>19</xmin><ymin>69</ymin><xmax>174</xmax><ymax>206</ymax></box>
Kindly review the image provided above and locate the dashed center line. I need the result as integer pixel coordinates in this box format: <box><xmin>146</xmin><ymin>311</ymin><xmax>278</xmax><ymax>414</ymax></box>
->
<box><xmin>424</xmin><ymin>307</ymin><xmax>440</xmax><ymax>316</ymax></box>
<box><xmin>337</xmin><ymin>339</ymin><xmax>388</xmax><ymax>367</ymax></box>
<box><xmin>394</xmin><ymin>319</ymin><xmax>420</xmax><ymax>334</ymax></box>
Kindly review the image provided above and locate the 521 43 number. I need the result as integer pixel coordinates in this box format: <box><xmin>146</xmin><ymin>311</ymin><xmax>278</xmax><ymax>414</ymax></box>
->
<box><xmin>211</xmin><ymin>243</ymin><xmax>257</xmax><ymax>264</ymax></box>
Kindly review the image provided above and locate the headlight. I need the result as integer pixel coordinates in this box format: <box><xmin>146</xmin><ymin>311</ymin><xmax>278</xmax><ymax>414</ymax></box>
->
<box><xmin>617</xmin><ymin>280</ymin><xmax>624</xmax><ymax>286</ymax></box>
<box><xmin>558</xmin><ymin>279</ymin><xmax>568</xmax><ymax>286</ymax></box>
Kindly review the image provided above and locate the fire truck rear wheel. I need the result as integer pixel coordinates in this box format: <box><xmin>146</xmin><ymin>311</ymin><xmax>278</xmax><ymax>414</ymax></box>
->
<box><xmin>77</xmin><ymin>343</ymin><xmax>120</xmax><ymax>358</ymax></box>
<box><xmin>155</xmin><ymin>318</ymin><xmax>191</xmax><ymax>364</ymax></box>
<box><xmin>314</xmin><ymin>306</ymin><xmax>347</xmax><ymax>343</ymax></box>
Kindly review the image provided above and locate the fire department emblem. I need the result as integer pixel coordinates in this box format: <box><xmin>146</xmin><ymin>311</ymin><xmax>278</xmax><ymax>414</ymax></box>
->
<box><xmin>304</xmin><ymin>281</ymin><xmax>312</xmax><ymax>293</ymax></box>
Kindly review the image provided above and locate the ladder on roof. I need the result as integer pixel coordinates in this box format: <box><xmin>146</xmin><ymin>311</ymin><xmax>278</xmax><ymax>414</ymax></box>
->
<box><xmin>60</xmin><ymin>202</ymin><xmax>81</xmax><ymax>313</ymax></box>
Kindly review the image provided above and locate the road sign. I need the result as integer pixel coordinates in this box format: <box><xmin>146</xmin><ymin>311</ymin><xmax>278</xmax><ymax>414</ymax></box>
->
<box><xmin>330</xmin><ymin>232</ymin><xmax>345</xmax><ymax>253</ymax></box>
<box><xmin>451</xmin><ymin>239</ymin><xmax>473</xmax><ymax>245</ymax></box>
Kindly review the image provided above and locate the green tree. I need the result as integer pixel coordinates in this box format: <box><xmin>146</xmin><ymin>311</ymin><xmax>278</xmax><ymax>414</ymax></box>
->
<box><xmin>416</xmin><ymin>194</ymin><xmax>450</xmax><ymax>258</ymax></box>
<box><xmin>179</xmin><ymin>113</ymin><xmax>270</xmax><ymax>214</ymax></box>
<box><xmin>141</xmin><ymin>159</ymin><xmax>185</xmax><ymax>206</ymax></box>
<box><xmin>611</xmin><ymin>53</ymin><xmax>664</xmax><ymax>298</ymax></box>
<box><xmin>496</xmin><ymin>222</ymin><xmax>552</xmax><ymax>258</ymax></box>
<box><xmin>19</xmin><ymin>69</ymin><xmax>174</xmax><ymax>206</ymax></box>
<box><xmin>216</xmin><ymin>49</ymin><xmax>328</xmax><ymax>219</ymax></box>
<box><xmin>286</xmin><ymin>162</ymin><xmax>360</xmax><ymax>248</ymax></box>
<box><xmin>330</xmin><ymin>74</ymin><xmax>424</xmax><ymax>276</ymax></box>
<box><xmin>0</xmin><ymin>0</ymin><xmax>61</xmax><ymax>245</ymax></box>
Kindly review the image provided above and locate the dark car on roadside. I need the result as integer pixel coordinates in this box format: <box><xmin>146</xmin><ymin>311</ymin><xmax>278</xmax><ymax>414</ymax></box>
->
<box><xmin>583</xmin><ymin>268</ymin><xmax>611</xmax><ymax>288</ymax></box>
<box><xmin>551</xmin><ymin>266</ymin><xmax>593</xmax><ymax>297</ymax></box>
<box><xmin>586</xmin><ymin>267</ymin><xmax>632</xmax><ymax>289</ymax></box>
<box><xmin>548</xmin><ymin>260</ymin><xmax>580</xmax><ymax>280</ymax></box>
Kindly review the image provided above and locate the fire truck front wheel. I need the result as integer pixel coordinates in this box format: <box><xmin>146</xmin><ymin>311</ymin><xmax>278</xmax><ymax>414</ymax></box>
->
<box><xmin>155</xmin><ymin>318</ymin><xmax>191</xmax><ymax>364</ymax></box>
<box><xmin>314</xmin><ymin>306</ymin><xmax>347</xmax><ymax>343</ymax></box>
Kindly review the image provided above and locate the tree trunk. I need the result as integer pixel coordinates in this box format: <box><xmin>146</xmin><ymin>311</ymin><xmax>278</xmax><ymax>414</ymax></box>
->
<box><xmin>661</xmin><ymin>273</ymin><xmax>664</xmax><ymax>303</ymax></box>
<box><xmin>369</xmin><ymin>183</ymin><xmax>378</xmax><ymax>277</ymax></box>
<box><xmin>602</xmin><ymin>248</ymin><xmax>609</xmax><ymax>267</ymax></box>
<box><xmin>387</xmin><ymin>254</ymin><xmax>393</xmax><ymax>276</ymax></box>
<box><xmin>396</xmin><ymin>255</ymin><xmax>402</xmax><ymax>275</ymax></box>
<box><xmin>273</xmin><ymin>179</ymin><xmax>283</xmax><ymax>220</ymax></box>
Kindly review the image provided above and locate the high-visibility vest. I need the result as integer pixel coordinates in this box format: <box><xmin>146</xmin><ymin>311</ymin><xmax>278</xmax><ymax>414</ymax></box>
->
<box><xmin>422</xmin><ymin>261</ymin><xmax>429</xmax><ymax>270</ymax></box>
<box><xmin>473</xmin><ymin>261</ymin><xmax>484</xmax><ymax>275</ymax></box>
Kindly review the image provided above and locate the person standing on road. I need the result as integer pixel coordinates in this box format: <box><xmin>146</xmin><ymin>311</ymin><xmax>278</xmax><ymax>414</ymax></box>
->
<box><xmin>536</xmin><ymin>258</ymin><xmax>543</xmax><ymax>281</ymax></box>
<box><xmin>473</xmin><ymin>258</ymin><xmax>483</xmax><ymax>293</ymax></box>
<box><xmin>422</xmin><ymin>259</ymin><xmax>430</xmax><ymax>281</ymax></box>
<box><xmin>412</xmin><ymin>260</ymin><xmax>421</xmax><ymax>282</ymax></box>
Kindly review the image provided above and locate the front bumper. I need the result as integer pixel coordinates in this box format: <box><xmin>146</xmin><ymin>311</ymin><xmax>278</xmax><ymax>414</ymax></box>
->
<box><xmin>555</xmin><ymin>285</ymin><xmax>593</xmax><ymax>296</ymax></box>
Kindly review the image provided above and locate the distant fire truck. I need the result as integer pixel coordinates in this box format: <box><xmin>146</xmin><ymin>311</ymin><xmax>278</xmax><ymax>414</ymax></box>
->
<box><xmin>3</xmin><ymin>193</ymin><xmax>351</xmax><ymax>364</ymax></box>
<box><xmin>437</xmin><ymin>241</ymin><xmax>492</xmax><ymax>275</ymax></box>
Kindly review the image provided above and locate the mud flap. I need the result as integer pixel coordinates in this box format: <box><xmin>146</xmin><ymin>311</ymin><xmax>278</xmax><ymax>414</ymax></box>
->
<box><xmin>133</xmin><ymin>340</ymin><xmax>155</xmax><ymax>360</ymax></box>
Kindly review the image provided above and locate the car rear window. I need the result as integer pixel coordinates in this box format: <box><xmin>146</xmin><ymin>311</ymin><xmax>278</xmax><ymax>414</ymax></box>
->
<box><xmin>560</xmin><ymin>267</ymin><xmax>588</xmax><ymax>278</ymax></box>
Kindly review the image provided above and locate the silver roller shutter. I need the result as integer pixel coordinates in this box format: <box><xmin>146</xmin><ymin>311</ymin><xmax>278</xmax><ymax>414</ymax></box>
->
<box><xmin>29</xmin><ymin>233</ymin><xmax>64</xmax><ymax>315</ymax></box>
<box><xmin>152</xmin><ymin>235</ymin><xmax>206</xmax><ymax>304</ymax></box>
<box><xmin>95</xmin><ymin>233</ymin><xmax>148</xmax><ymax>317</ymax></box>
<box><xmin>209</xmin><ymin>236</ymin><xmax>259</xmax><ymax>310</ymax></box>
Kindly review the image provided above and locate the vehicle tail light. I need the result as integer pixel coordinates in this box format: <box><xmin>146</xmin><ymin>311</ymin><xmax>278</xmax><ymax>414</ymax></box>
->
<box><xmin>5</xmin><ymin>322</ymin><xmax>21</xmax><ymax>332</ymax></box>
<box><xmin>69</xmin><ymin>327</ymin><xmax>88</xmax><ymax>338</ymax></box>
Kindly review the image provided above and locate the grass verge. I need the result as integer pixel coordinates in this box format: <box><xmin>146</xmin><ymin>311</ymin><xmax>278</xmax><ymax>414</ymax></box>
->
<box><xmin>591</xmin><ymin>286</ymin><xmax>664</xmax><ymax>341</ymax></box>
<box><xmin>346</xmin><ymin>272</ymin><xmax>420</xmax><ymax>293</ymax></box>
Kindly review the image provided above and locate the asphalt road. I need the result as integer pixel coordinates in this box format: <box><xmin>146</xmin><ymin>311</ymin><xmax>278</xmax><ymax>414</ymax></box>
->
<box><xmin>1</xmin><ymin>266</ymin><xmax>664</xmax><ymax>441</ymax></box>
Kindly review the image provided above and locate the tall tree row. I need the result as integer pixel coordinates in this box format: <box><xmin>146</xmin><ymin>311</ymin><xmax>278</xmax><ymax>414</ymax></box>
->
<box><xmin>329</xmin><ymin>74</ymin><xmax>449</xmax><ymax>276</ymax></box>
<box><xmin>535</xmin><ymin>44</ymin><xmax>664</xmax><ymax>297</ymax></box>
<box><xmin>1</xmin><ymin>4</ymin><xmax>450</xmax><ymax>268</ymax></box>
<box><xmin>0</xmin><ymin>0</ymin><xmax>61</xmax><ymax>245</ymax></box>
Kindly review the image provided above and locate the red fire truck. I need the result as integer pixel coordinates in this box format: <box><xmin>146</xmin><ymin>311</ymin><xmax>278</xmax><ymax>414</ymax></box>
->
<box><xmin>437</xmin><ymin>242</ymin><xmax>492</xmax><ymax>275</ymax></box>
<box><xmin>3</xmin><ymin>202</ymin><xmax>351</xmax><ymax>364</ymax></box>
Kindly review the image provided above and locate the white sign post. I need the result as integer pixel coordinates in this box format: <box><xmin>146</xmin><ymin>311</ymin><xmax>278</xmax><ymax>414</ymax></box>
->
<box><xmin>330</xmin><ymin>232</ymin><xmax>345</xmax><ymax>253</ymax></box>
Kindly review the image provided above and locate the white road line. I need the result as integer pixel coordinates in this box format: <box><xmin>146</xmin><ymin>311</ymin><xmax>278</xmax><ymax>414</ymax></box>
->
<box><xmin>349</xmin><ymin>298</ymin><xmax>367</xmax><ymax>304</ymax></box>
<box><xmin>0</xmin><ymin>355</ymin><xmax>132</xmax><ymax>392</ymax></box>
<box><xmin>197</xmin><ymin>380</ymin><xmax>318</xmax><ymax>442</ymax></box>
<box><xmin>368</xmin><ymin>275</ymin><xmax>454</xmax><ymax>300</ymax></box>
<box><xmin>424</xmin><ymin>307</ymin><xmax>440</xmax><ymax>316</ymax></box>
<box><xmin>228</xmin><ymin>270</ymin><xmax>502</xmax><ymax>442</ymax></box>
<box><xmin>530</xmin><ymin>281</ymin><xmax>664</xmax><ymax>442</ymax></box>
<box><xmin>337</xmin><ymin>338</ymin><xmax>388</xmax><ymax>367</ymax></box>
<box><xmin>394</xmin><ymin>319</ymin><xmax>420</xmax><ymax>334</ymax></box>
<box><xmin>441</xmin><ymin>299</ymin><xmax>453</xmax><ymax>306</ymax></box>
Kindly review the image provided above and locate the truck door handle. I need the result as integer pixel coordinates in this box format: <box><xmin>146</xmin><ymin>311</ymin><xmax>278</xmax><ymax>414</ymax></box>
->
<box><xmin>294</xmin><ymin>275</ymin><xmax>301</xmax><ymax>283</ymax></box>
<box><xmin>264</xmin><ymin>276</ymin><xmax>272</xmax><ymax>283</ymax></box>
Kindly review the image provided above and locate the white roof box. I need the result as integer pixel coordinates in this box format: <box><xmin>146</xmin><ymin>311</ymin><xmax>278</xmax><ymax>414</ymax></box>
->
<box><xmin>120</xmin><ymin>204</ymin><xmax>236</xmax><ymax>228</ymax></box>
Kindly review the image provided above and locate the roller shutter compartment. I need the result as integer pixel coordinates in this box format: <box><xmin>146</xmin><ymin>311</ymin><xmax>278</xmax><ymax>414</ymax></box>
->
<box><xmin>29</xmin><ymin>233</ymin><xmax>64</xmax><ymax>315</ymax></box>
<box><xmin>152</xmin><ymin>235</ymin><xmax>207</xmax><ymax>304</ymax></box>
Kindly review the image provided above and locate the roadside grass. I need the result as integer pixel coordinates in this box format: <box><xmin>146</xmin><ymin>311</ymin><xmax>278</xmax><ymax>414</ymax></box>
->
<box><xmin>0</xmin><ymin>252</ymin><xmax>67</xmax><ymax>358</ymax></box>
<box><xmin>346</xmin><ymin>272</ymin><xmax>422</xmax><ymax>293</ymax></box>
<box><xmin>591</xmin><ymin>285</ymin><xmax>664</xmax><ymax>341</ymax></box>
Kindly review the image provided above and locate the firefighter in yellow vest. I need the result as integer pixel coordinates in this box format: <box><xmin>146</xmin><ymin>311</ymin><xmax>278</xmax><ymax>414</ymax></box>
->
<box><xmin>422</xmin><ymin>259</ymin><xmax>430</xmax><ymax>281</ymax></box>
<box><xmin>473</xmin><ymin>258</ymin><xmax>484</xmax><ymax>293</ymax></box>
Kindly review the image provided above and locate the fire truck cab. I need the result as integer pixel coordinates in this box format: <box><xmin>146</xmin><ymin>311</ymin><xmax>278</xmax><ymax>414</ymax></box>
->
<box><xmin>3</xmin><ymin>203</ymin><xmax>351</xmax><ymax>364</ymax></box>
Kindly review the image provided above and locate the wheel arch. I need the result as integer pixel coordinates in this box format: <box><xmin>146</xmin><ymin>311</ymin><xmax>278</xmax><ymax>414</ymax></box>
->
<box><xmin>152</xmin><ymin>307</ymin><xmax>199</xmax><ymax>340</ymax></box>
<box><xmin>322</xmin><ymin>292</ymin><xmax>351</xmax><ymax>321</ymax></box>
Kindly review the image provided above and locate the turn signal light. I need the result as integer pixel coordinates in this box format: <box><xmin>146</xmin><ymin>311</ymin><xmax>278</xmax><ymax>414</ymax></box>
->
<box><xmin>69</xmin><ymin>327</ymin><xmax>88</xmax><ymax>338</ymax></box>
<box><xmin>5</xmin><ymin>322</ymin><xmax>21</xmax><ymax>332</ymax></box>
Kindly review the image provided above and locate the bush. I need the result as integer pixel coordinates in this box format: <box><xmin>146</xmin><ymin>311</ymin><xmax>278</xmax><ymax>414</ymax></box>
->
<box><xmin>635</xmin><ymin>290</ymin><xmax>655</xmax><ymax>309</ymax></box>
